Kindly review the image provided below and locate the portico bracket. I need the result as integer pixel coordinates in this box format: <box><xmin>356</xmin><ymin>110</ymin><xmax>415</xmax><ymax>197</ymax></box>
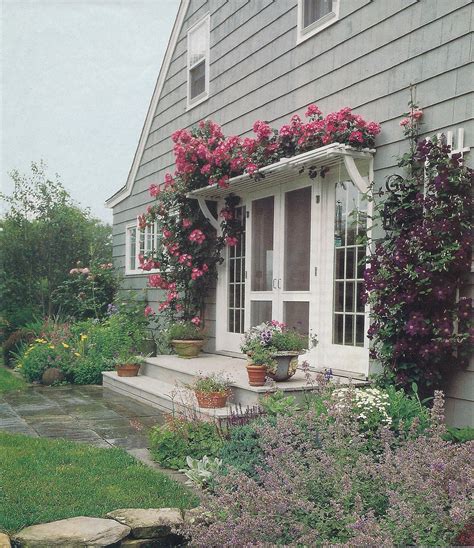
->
<box><xmin>197</xmin><ymin>196</ymin><xmax>220</xmax><ymax>230</ymax></box>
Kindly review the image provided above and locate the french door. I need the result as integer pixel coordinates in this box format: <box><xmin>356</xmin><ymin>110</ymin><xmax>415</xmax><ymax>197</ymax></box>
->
<box><xmin>216</xmin><ymin>173</ymin><xmax>370</xmax><ymax>377</ymax></box>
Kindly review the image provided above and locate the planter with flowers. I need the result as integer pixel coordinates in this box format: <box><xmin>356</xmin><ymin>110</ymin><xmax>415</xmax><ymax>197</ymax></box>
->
<box><xmin>166</xmin><ymin>321</ymin><xmax>206</xmax><ymax>359</ymax></box>
<box><xmin>241</xmin><ymin>321</ymin><xmax>308</xmax><ymax>382</ymax></box>
<box><xmin>187</xmin><ymin>372</ymin><xmax>233</xmax><ymax>408</ymax></box>
<box><xmin>114</xmin><ymin>354</ymin><xmax>145</xmax><ymax>377</ymax></box>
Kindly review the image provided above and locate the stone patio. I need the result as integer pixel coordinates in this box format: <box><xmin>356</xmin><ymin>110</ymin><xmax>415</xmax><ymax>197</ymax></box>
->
<box><xmin>0</xmin><ymin>384</ymin><xmax>166</xmax><ymax>450</ymax></box>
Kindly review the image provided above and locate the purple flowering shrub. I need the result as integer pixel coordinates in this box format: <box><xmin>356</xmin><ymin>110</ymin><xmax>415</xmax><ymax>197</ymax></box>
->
<box><xmin>180</xmin><ymin>391</ymin><xmax>473</xmax><ymax>546</ymax></box>
<box><xmin>365</xmin><ymin>106</ymin><xmax>472</xmax><ymax>393</ymax></box>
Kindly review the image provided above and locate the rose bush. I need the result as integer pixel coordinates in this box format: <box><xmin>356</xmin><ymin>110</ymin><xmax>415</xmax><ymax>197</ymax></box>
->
<box><xmin>140</xmin><ymin>105</ymin><xmax>380</xmax><ymax>320</ymax></box>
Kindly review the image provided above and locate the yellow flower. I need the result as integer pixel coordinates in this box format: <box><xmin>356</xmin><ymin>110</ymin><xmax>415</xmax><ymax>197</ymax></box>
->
<box><xmin>80</xmin><ymin>334</ymin><xmax>88</xmax><ymax>341</ymax></box>
<box><xmin>74</xmin><ymin>352</ymin><xmax>81</xmax><ymax>357</ymax></box>
<box><xmin>48</xmin><ymin>345</ymin><xmax>55</xmax><ymax>349</ymax></box>
<box><xmin>62</xmin><ymin>343</ymin><xmax>69</xmax><ymax>348</ymax></box>
<box><xmin>35</xmin><ymin>338</ymin><xmax>46</xmax><ymax>344</ymax></box>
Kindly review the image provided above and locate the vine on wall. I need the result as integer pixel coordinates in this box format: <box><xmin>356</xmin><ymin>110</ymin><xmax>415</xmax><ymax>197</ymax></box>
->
<box><xmin>365</xmin><ymin>103</ymin><xmax>473</xmax><ymax>393</ymax></box>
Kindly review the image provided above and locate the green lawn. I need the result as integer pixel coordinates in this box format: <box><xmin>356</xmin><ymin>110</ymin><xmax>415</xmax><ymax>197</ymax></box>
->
<box><xmin>0</xmin><ymin>366</ymin><xmax>27</xmax><ymax>393</ymax></box>
<box><xmin>0</xmin><ymin>433</ymin><xmax>199</xmax><ymax>534</ymax></box>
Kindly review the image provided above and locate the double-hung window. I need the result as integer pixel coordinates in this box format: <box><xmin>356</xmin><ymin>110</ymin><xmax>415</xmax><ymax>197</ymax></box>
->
<box><xmin>187</xmin><ymin>14</ymin><xmax>210</xmax><ymax>108</ymax></box>
<box><xmin>125</xmin><ymin>220</ymin><xmax>159</xmax><ymax>275</ymax></box>
<box><xmin>297</xmin><ymin>0</ymin><xmax>339</xmax><ymax>43</ymax></box>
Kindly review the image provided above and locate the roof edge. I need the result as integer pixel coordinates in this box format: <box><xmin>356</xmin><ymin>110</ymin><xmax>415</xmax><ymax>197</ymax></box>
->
<box><xmin>105</xmin><ymin>0</ymin><xmax>190</xmax><ymax>209</ymax></box>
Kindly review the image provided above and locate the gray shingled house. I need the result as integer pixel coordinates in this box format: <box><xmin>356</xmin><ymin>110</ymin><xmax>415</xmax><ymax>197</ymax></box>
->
<box><xmin>105</xmin><ymin>0</ymin><xmax>473</xmax><ymax>426</ymax></box>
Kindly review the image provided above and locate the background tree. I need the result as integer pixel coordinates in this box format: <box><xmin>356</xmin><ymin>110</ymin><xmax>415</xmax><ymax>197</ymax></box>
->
<box><xmin>0</xmin><ymin>161</ymin><xmax>112</xmax><ymax>333</ymax></box>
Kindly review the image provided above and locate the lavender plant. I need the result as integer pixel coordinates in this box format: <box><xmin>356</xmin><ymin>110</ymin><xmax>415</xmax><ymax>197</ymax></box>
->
<box><xmin>180</xmin><ymin>391</ymin><xmax>473</xmax><ymax>546</ymax></box>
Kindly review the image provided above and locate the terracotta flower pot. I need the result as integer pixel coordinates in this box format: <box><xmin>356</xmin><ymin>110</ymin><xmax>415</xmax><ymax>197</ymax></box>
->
<box><xmin>266</xmin><ymin>351</ymin><xmax>301</xmax><ymax>381</ymax></box>
<box><xmin>171</xmin><ymin>339</ymin><xmax>205</xmax><ymax>358</ymax></box>
<box><xmin>246</xmin><ymin>364</ymin><xmax>267</xmax><ymax>386</ymax></box>
<box><xmin>195</xmin><ymin>390</ymin><xmax>229</xmax><ymax>408</ymax></box>
<box><xmin>116</xmin><ymin>363</ymin><xmax>141</xmax><ymax>377</ymax></box>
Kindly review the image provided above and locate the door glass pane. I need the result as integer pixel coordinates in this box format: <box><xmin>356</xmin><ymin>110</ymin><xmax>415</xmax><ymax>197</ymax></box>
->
<box><xmin>284</xmin><ymin>187</ymin><xmax>311</xmax><ymax>291</ymax></box>
<box><xmin>284</xmin><ymin>302</ymin><xmax>309</xmax><ymax>335</ymax></box>
<box><xmin>251</xmin><ymin>301</ymin><xmax>272</xmax><ymax>327</ymax></box>
<box><xmin>228</xmin><ymin>207</ymin><xmax>246</xmax><ymax>334</ymax></box>
<box><xmin>251</xmin><ymin>196</ymin><xmax>274</xmax><ymax>292</ymax></box>
<box><xmin>332</xmin><ymin>181</ymin><xmax>366</xmax><ymax>346</ymax></box>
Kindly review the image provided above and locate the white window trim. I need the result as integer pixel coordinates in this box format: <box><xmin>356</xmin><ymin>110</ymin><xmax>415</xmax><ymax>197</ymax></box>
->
<box><xmin>186</xmin><ymin>13</ymin><xmax>210</xmax><ymax>110</ymax></box>
<box><xmin>125</xmin><ymin>220</ymin><xmax>160</xmax><ymax>276</ymax></box>
<box><xmin>297</xmin><ymin>0</ymin><xmax>340</xmax><ymax>44</ymax></box>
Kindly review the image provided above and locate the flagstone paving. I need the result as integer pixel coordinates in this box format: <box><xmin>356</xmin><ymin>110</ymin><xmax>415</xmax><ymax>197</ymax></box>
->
<box><xmin>0</xmin><ymin>385</ymin><xmax>166</xmax><ymax>450</ymax></box>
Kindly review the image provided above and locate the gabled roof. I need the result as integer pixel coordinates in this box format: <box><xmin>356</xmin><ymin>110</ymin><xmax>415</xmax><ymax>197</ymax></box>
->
<box><xmin>105</xmin><ymin>0</ymin><xmax>190</xmax><ymax>209</ymax></box>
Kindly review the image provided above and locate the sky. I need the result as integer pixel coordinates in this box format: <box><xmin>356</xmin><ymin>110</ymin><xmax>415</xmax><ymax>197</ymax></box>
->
<box><xmin>1</xmin><ymin>0</ymin><xmax>180</xmax><ymax>223</ymax></box>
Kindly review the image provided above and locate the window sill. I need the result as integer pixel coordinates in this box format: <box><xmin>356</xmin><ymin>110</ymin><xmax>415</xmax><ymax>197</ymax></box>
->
<box><xmin>297</xmin><ymin>12</ymin><xmax>338</xmax><ymax>44</ymax></box>
<box><xmin>186</xmin><ymin>92</ymin><xmax>209</xmax><ymax>111</ymax></box>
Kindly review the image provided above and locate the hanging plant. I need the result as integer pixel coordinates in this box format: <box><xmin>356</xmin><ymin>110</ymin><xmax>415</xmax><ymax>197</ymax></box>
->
<box><xmin>139</xmin><ymin>105</ymin><xmax>380</xmax><ymax>320</ymax></box>
<box><xmin>365</xmin><ymin>100</ymin><xmax>473</xmax><ymax>393</ymax></box>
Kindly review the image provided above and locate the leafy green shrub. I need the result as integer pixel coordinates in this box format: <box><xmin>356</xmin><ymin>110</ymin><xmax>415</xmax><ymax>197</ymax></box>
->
<box><xmin>220</xmin><ymin>424</ymin><xmax>263</xmax><ymax>480</ymax></box>
<box><xmin>259</xmin><ymin>390</ymin><xmax>300</xmax><ymax>416</ymax></box>
<box><xmin>444</xmin><ymin>426</ymin><xmax>474</xmax><ymax>444</ymax></box>
<box><xmin>385</xmin><ymin>383</ymin><xmax>431</xmax><ymax>435</ymax></box>
<box><xmin>17</xmin><ymin>338</ymin><xmax>73</xmax><ymax>382</ymax></box>
<box><xmin>149</xmin><ymin>418</ymin><xmax>223</xmax><ymax>470</ymax></box>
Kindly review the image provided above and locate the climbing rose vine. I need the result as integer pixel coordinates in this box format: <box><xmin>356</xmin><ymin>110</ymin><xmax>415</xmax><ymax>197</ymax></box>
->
<box><xmin>139</xmin><ymin>105</ymin><xmax>380</xmax><ymax>320</ymax></box>
<box><xmin>365</xmin><ymin>104</ymin><xmax>473</xmax><ymax>393</ymax></box>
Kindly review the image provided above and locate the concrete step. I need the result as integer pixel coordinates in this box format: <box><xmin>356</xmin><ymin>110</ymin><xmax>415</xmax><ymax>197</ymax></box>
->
<box><xmin>102</xmin><ymin>372</ymin><xmax>240</xmax><ymax>418</ymax></box>
<box><xmin>103</xmin><ymin>354</ymin><xmax>367</xmax><ymax>416</ymax></box>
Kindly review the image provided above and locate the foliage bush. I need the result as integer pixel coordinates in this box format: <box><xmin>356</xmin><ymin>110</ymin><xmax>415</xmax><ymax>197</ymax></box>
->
<box><xmin>3</xmin><ymin>327</ymin><xmax>36</xmax><ymax>367</ymax></box>
<box><xmin>16</xmin><ymin>300</ymin><xmax>149</xmax><ymax>385</ymax></box>
<box><xmin>51</xmin><ymin>262</ymin><xmax>119</xmax><ymax>321</ymax></box>
<box><xmin>149</xmin><ymin>418</ymin><xmax>223</xmax><ymax>470</ymax></box>
<box><xmin>181</xmin><ymin>391</ymin><xmax>473</xmax><ymax>546</ymax></box>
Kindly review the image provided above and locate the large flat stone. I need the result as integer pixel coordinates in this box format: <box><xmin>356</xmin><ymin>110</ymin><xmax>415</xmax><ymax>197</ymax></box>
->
<box><xmin>0</xmin><ymin>532</ymin><xmax>11</xmax><ymax>547</ymax></box>
<box><xmin>106</xmin><ymin>509</ymin><xmax>183</xmax><ymax>539</ymax></box>
<box><xmin>13</xmin><ymin>516</ymin><xmax>130</xmax><ymax>547</ymax></box>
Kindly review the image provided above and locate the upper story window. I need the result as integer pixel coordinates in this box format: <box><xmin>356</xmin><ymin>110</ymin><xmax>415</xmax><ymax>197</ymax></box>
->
<box><xmin>187</xmin><ymin>14</ymin><xmax>210</xmax><ymax>108</ymax></box>
<box><xmin>297</xmin><ymin>0</ymin><xmax>340</xmax><ymax>43</ymax></box>
<box><xmin>125</xmin><ymin>220</ymin><xmax>159</xmax><ymax>275</ymax></box>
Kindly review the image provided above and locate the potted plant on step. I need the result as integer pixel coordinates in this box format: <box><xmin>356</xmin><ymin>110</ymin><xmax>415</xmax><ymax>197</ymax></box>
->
<box><xmin>187</xmin><ymin>372</ymin><xmax>233</xmax><ymax>408</ymax></box>
<box><xmin>241</xmin><ymin>321</ymin><xmax>308</xmax><ymax>382</ymax></box>
<box><xmin>114</xmin><ymin>353</ymin><xmax>145</xmax><ymax>377</ymax></box>
<box><xmin>243</xmin><ymin>345</ymin><xmax>273</xmax><ymax>387</ymax></box>
<box><xmin>166</xmin><ymin>321</ymin><xmax>206</xmax><ymax>358</ymax></box>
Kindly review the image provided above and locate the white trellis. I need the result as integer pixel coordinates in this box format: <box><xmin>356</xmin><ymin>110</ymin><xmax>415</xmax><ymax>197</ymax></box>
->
<box><xmin>436</xmin><ymin>127</ymin><xmax>470</xmax><ymax>157</ymax></box>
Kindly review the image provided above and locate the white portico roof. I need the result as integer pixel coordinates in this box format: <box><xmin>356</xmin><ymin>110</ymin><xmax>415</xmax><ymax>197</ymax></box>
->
<box><xmin>187</xmin><ymin>143</ymin><xmax>375</xmax><ymax>201</ymax></box>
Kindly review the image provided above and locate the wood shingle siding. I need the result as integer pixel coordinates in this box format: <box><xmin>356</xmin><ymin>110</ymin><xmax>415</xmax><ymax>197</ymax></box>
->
<box><xmin>110</xmin><ymin>0</ymin><xmax>473</xmax><ymax>425</ymax></box>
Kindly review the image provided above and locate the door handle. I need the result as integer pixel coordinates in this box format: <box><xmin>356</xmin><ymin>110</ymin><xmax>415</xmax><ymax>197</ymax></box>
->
<box><xmin>272</xmin><ymin>278</ymin><xmax>277</xmax><ymax>289</ymax></box>
<box><xmin>277</xmin><ymin>278</ymin><xmax>282</xmax><ymax>289</ymax></box>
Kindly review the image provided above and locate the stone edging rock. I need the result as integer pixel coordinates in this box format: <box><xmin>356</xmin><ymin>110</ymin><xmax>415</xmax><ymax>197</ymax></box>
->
<box><xmin>9</xmin><ymin>507</ymin><xmax>203</xmax><ymax>547</ymax></box>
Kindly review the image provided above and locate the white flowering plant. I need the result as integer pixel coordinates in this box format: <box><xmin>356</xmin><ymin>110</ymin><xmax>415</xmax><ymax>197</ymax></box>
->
<box><xmin>333</xmin><ymin>387</ymin><xmax>392</xmax><ymax>431</ymax></box>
